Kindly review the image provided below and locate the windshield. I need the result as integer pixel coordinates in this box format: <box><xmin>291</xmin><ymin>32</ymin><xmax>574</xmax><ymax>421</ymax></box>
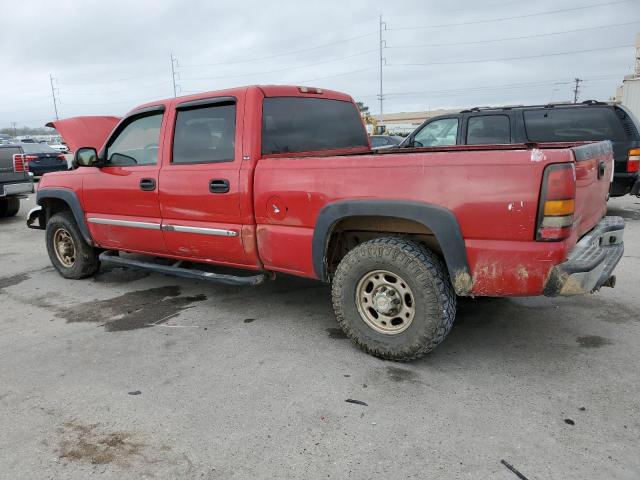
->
<box><xmin>21</xmin><ymin>143</ymin><xmax>59</xmax><ymax>154</ymax></box>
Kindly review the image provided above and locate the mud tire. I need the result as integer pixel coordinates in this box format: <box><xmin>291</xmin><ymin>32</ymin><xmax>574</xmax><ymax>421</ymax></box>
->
<box><xmin>331</xmin><ymin>237</ymin><xmax>456</xmax><ymax>361</ymax></box>
<box><xmin>46</xmin><ymin>211</ymin><xmax>100</xmax><ymax>279</ymax></box>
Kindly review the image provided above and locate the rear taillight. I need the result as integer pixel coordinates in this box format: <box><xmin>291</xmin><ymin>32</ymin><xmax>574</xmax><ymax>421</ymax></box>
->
<box><xmin>12</xmin><ymin>154</ymin><xmax>29</xmax><ymax>173</ymax></box>
<box><xmin>57</xmin><ymin>154</ymin><xmax>66</xmax><ymax>162</ymax></box>
<box><xmin>628</xmin><ymin>148</ymin><xmax>640</xmax><ymax>173</ymax></box>
<box><xmin>536</xmin><ymin>163</ymin><xmax>576</xmax><ymax>241</ymax></box>
<box><xmin>24</xmin><ymin>155</ymin><xmax>38</xmax><ymax>163</ymax></box>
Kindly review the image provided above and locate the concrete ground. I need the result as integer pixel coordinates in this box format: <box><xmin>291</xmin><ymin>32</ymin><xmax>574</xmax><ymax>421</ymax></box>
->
<box><xmin>1</xmin><ymin>194</ymin><xmax>638</xmax><ymax>480</ymax></box>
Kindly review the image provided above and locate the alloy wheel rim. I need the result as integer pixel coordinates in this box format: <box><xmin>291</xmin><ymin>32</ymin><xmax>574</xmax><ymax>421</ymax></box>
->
<box><xmin>53</xmin><ymin>228</ymin><xmax>76</xmax><ymax>267</ymax></box>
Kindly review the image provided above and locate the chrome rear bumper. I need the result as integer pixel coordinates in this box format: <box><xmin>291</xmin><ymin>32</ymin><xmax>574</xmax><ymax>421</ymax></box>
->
<box><xmin>544</xmin><ymin>216</ymin><xmax>624</xmax><ymax>296</ymax></box>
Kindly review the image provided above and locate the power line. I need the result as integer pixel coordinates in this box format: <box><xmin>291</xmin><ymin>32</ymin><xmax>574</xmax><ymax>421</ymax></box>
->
<box><xmin>181</xmin><ymin>48</ymin><xmax>378</xmax><ymax>82</ymax></box>
<box><xmin>386</xmin><ymin>20</ymin><xmax>640</xmax><ymax>49</ymax></box>
<box><xmin>297</xmin><ymin>66</ymin><xmax>378</xmax><ymax>83</ymax></box>
<box><xmin>391</xmin><ymin>44</ymin><xmax>634</xmax><ymax>67</ymax></box>
<box><xmin>61</xmin><ymin>81</ymin><xmax>173</xmax><ymax>96</ymax></box>
<box><xmin>57</xmin><ymin>71</ymin><xmax>168</xmax><ymax>86</ymax></box>
<box><xmin>181</xmin><ymin>31</ymin><xmax>377</xmax><ymax>68</ymax></box>
<box><xmin>388</xmin><ymin>0</ymin><xmax>631</xmax><ymax>31</ymax></box>
<box><xmin>354</xmin><ymin>75</ymin><xmax>626</xmax><ymax>106</ymax></box>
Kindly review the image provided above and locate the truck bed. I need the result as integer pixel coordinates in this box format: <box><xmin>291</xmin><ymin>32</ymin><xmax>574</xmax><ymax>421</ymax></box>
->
<box><xmin>254</xmin><ymin>141</ymin><xmax>613</xmax><ymax>296</ymax></box>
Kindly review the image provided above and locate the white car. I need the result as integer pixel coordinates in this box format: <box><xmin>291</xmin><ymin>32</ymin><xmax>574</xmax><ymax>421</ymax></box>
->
<box><xmin>47</xmin><ymin>141</ymin><xmax>69</xmax><ymax>154</ymax></box>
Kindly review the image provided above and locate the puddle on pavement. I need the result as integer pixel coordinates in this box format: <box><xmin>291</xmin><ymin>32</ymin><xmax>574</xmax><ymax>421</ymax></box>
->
<box><xmin>56</xmin><ymin>285</ymin><xmax>207</xmax><ymax>331</ymax></box>
<box><xmin>0</xmin><ymin>272</ymin><xmax>30</xmax><ymax>292</ymax></box>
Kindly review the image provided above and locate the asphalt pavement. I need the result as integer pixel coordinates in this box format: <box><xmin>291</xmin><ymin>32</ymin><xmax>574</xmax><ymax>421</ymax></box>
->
<box><xmin>1</xmin><ymin>194</ymin><xmax>639</xmax><ymax>479</ymax></box>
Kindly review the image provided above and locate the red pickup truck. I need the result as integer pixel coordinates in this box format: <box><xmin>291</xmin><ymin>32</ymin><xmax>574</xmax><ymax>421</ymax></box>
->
<box><xmin>28</xmin><ymin>85</ymin><xmax>624</xmax><ymax>361</ymax></box>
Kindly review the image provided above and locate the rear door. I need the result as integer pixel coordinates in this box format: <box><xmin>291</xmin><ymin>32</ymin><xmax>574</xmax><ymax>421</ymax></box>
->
<box><xmin>463</xmin><ymin>114</ymin><xmax>513</xmax><ymax>144</ymax></box>
<box><xmin>82</xmin><ymin>107</ymin><xmax>167</xmax><ymax>254</ymax></box>
<box><xmin>158</xmin><ymin>95</ymin><xmax>247</xmax><ymax>266</ymax></box>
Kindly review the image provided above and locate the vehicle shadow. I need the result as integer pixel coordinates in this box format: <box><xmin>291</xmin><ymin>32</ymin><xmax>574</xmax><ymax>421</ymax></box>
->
<box><xmin>220</xmin><ymin>273</ymin><xmax>622</xmax><ymax>371</ymax></box>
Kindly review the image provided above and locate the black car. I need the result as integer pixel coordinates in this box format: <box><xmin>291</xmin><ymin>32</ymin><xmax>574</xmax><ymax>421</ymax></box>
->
<box><xmin>401</xmin><ymin>101</ymin><xmax>640</xmax><ymax>197</ymax></box>
<box><xmin>370</xmin><ymin>135</ymin><xmax>404</xmax><ymax>149</ymax></box>
<box><xmin>20</xmin><ymin>143</ymin><xmax>69</xmax><ymax>176</ymax></box>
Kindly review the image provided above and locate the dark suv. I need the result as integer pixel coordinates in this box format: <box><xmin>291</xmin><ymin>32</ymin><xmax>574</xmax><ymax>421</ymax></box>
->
<box><xmin>401</xmin><ymin>101</ymin><xmax>640</xmax><ymax>197</ymax></box>
<box><xmin>0</xmin><ymin>144</ymin><xmax>34</xmax><ymax>217</ymax></box>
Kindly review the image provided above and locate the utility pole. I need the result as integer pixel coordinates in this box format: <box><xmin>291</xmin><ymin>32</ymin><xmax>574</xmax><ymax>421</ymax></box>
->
<box><xmin>378</xmin><ymin>14</ymin><xmax>386</xmax><ymax>132</ymax></box>
<box><xmin>49</xmin><ymin>74</ymin><xmax>59</xmax><ymax>120</ymax></box>
<box><xmin>10</xmin><ymin>122</ymin><xmax>17</xmax><ymax>137</ymax></box>
<box><xmin>634</xmin><ymin>33</ymin><xmax>640</xmax><ymax>78</ymax></box>
<box><xmin>573</xmin><ymin>77</ymin><xmax>582</xmax><ymax>104</ymax></box>
<box><xmin>171</xmin><ymin>53</ymin><xmax>179</xmax><ymax>98</ymax></box>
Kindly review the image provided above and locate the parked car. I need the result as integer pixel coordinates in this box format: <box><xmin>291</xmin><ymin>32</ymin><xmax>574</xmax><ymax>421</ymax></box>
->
<box><xmin>29</xmin><ymin>85</ymin><xmax>623</xmax><ymax>361</ymax></box>
<box><xmin>47</xmin><ymin>141</ymin><xmax>70</xmax><ymax>154</ymax></box>
<box><xmin>370</xmin><ymin>134</ymin><xmax>403</xmax><ymax>149</ymax></box>
<box><xmin>20</xmin><ymin>143</ymin><xmax>69</xmax><ymax>176</ymax></box>
<box><xmin>0</xmin><ymin>144</ymin><xmax>34</xmax><ymax>217</ymax></box>
<box><xmin>400</xmin><ymin>101</ymin><xmax>640</xmax><ymax>197</ymax></box>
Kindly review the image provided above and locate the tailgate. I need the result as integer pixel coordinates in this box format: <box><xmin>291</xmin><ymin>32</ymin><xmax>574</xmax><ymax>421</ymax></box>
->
<box><xmin>572</xmin><ymin>141</ymin><xmax>613</xmax><ymax>237</ymax></box>
<box><xmin>0</xmin><ymin>146</ymin><xmax>29</xmax><ymax>184</ymax></box>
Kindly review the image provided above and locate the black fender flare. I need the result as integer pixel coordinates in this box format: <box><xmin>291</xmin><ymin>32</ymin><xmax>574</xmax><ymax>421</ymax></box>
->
<box><xmin>36</xmin><ymin>188</ymin><xmax>93</xmax><ymax>245</ymax></box>
<box><xmin>312</xmin><ymin>200</ymin><xmax>472</xmax><ymax>295</ymax></box>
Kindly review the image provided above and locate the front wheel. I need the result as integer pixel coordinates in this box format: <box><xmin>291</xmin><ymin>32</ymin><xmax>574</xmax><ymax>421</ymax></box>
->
<box><xmin>331</xmin><ymin>237</ymin><xmax>456</xmax><ymax>361</ymax></box>
<box><xmin>46</xmin><ymin>211</ymin><xmax>100</xmax><ymax>279</ymax></box>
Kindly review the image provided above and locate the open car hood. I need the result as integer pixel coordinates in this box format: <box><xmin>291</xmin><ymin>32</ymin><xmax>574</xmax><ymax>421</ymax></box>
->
<box><xmin>46</xmin><ymin>116</ymin><xmax>121</xmax><ymax>152</ymax></box>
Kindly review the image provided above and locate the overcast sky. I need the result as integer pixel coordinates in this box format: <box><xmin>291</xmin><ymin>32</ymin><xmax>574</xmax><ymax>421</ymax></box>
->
<box><xmin>1</xmin><ymin>0</ymin><xmax>640</xmax><ymax>128</ymax></box>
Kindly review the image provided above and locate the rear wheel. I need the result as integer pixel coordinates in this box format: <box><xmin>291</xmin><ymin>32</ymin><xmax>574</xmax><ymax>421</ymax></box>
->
<box><xmin>331</xmin><ymin>237</ymin><xmax>456</xmax><ymax>361</ymax></box>
<box><xmin>0</xmin><ymin>197</ymin><xmax>20</xmax><ymax>217</ymax></box>
<box><xmin>46</xmin><ymin>211</ymin><xmax>100</xmax><ymax>279</ymax></box>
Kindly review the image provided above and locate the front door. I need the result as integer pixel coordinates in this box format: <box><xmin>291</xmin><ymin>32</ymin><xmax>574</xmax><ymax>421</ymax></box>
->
<box><xmin>83</xmin><ymin>108</ymin><xmax>167</xmax><ymax>254</ymax></box>
<box><xmin>158</xmin><ymin>97</ymin><xmax>247</xmax><ymax>266</ymax></box>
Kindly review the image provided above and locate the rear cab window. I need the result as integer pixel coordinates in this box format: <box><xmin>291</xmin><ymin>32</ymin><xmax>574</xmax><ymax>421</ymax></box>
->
<box><xmin>466</xmin><ymin>115</ymin><xmax>510</xmax><ymax>144</ymax></box>
<box><xmin>523</xmin><ymin>107</ymin><xmax>627</xmax><ymax>142</ymax></box>
<box><xmin>262</xmin><ymin>97</ymin><xmax>369</xmax><ymax>155</ymax></box>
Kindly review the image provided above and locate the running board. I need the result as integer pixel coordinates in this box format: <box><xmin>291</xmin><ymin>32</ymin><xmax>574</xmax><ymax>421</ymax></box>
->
<box><xmin>99</xmin><ymin>251</ymin><xmax>269</xmax><ymax>286</ymax></box>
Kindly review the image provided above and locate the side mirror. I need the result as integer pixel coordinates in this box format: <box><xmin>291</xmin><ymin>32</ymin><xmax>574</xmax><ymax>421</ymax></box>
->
<box><xmin>75</xmin><ymin>147</ymin><xmax>98</xmax><ymax>167</ymax></box>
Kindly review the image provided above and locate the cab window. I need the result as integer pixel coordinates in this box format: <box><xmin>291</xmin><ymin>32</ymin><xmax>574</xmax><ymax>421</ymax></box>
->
<box><xmin>466</xmin><ymin>115</ymin><xmax>511</xmax><ymax>144</ymax></box>
<box><xmin>173</xmin><ymin>103</ymin><xmax>236</xmax><ymax>164</ymax></box>
<box><xmin>413</xmin><ymin>118</ymin><xmax>458</xmax><ymax>147</ymax></box>
<box><xmin>106</xmin><ymin>113</ymin><xmax>163</xmax><ymax>166</ymax></box>
<box><xmin>523</xmin><ymin>107</ymin><xmax>627</xmax><ymax>142</ymax></box>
